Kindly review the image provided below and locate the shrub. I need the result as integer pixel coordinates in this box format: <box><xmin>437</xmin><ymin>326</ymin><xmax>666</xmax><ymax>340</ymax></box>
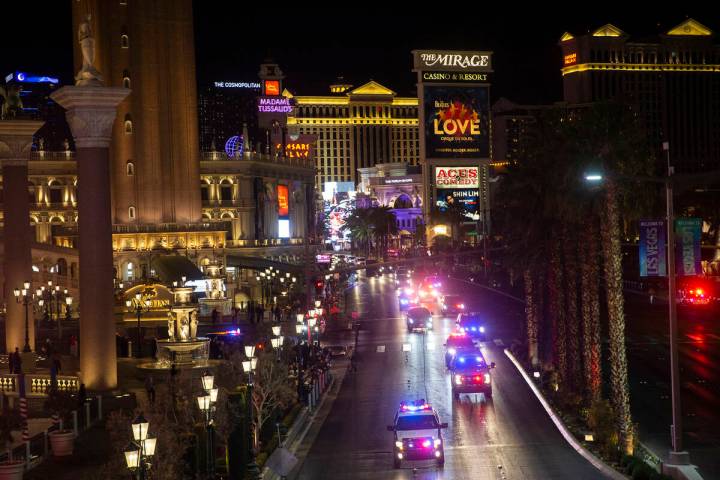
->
<box><xmin>631</xmin><ymin>461</ymin><xmax>654</xmax><ymax>480</ymax></box>
<box><xmin>587</xmin><ymin>399</ymin><xmax>619</xmax><ymax>459</ymax></box>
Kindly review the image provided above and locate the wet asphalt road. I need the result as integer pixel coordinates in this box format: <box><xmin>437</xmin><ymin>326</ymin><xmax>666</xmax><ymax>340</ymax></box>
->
<box><xmin>297</xmin><ymin>273</ymin><xmax>605</xmax><ymax>479</ymax></box>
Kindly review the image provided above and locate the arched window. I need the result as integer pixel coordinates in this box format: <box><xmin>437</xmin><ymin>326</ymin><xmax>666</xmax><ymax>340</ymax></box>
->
<box><xmin>128</xmin><ymin>206</ymin><xmax>136</xmax><ymax>220</ymax></box>
<box><xmin>124</xmin><ymin>114</ymin><xmax>133</xmax><ymax>134</ymax></box>
<box><xmin>122</xmin><ymin>69</ymin><xmax>131</xmax><ymax>89</ymax></box>
<box><xmin>126</xmin><ymin>162</ymin><xmax>135</xmax><ymax>176</ymax></box>
<box><xmin>121</xmin><ymin>33</ymin><xmax>129</xmax><ymax>49</ymax></box>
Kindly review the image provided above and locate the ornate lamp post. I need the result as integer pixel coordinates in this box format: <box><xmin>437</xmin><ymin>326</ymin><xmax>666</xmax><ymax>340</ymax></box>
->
<box><xmin>242</xmin><ymin>345</ymin><xmax>259</xmax><ymax>477</ymax></box>
<box><xmin>13</xmin><ymin>281</ymin><xmax>33</xmax><ymax>352</ymax></box>
<box><xmin>271</xmin><ymin>325</ymin><xmax>284</xmax><ymax>361</ymax></box>
<box><xmin>126</xmin><ymin>294</ymin><xmax>151</xmax><ymax>358</ymax></box>
<box><xmin>125</xmin><ymin>413</ymin><xmax>156</xmax><ymax>480</ymax></box>
<box><xmin>198</xmin><ymin>371</ymin><xmax>218</xmax><ymax>477</ymax></box>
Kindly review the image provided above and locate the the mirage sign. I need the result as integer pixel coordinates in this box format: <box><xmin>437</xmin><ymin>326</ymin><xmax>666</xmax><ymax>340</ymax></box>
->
<box><xmin>413</xmin><ymin>50</ymin><xmax>493</xmax><ymax>72</ymax></box>
<box><xmin>424</xmin><ymin>86</ymin><xmax>490</xmax><ymax>158</ymax></box>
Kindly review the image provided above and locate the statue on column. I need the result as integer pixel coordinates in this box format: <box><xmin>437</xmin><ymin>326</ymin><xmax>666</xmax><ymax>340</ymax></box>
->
<box><xmin>179</xmin><ymin>312</ymin><xmax>190</xmax><ymax>341</ymax></box>
<box><xmin>167</xmin><ymin>312</ymin><xmax>176</xmax><ymax>341</ymax></box>
<box><xmin>189</xmin><ymin>311</ymin><xmax>198</xmax><ymax>339</ymax></box>
<box><xmin>75</xmin><ymin>14</ymin><xmax>104</xmax><ymax>86</ymax></box>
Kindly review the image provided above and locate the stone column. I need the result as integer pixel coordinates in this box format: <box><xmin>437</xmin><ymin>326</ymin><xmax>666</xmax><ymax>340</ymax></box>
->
<box><xmin>0</xmin><ymin>120</ymin><xmax>43</xmax><ymax>353</ymax></box>
<box><xmin>51</xmin><ymin>86</ymin><xmax>129</xmax><ymax>390</ymax></box>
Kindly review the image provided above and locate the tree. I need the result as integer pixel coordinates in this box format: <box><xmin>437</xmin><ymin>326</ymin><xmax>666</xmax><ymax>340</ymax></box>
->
<box><xmin>581</xmin><ymin>216</ymin><xmax>602</xmax><ymax>404</ymax></box>
<box><xmin>342</xmin><ymin>208</ymin><xmax>374</xmax><ymax>257</ymax></box>
<box><xmin>250</xmin><ymin>351</ymin><xmax>295</xmax><ymax>451</ymax></box>
<box><xmin>369</xmin><ymin>206</ymin><xmax>398</xmax><ymax>259</ymax></box>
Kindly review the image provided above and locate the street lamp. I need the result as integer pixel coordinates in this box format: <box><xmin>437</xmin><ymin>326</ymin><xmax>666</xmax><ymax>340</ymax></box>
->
<box><xmin>14</xmin><ymin>281</ymin><xmax>33</xmax><ymax>352</ymax></box>
<box><xmin>126</xmin><ymin>413</ymin><xmax>156</xmax><ymax>480</ymax></box>
<box><xmin>242</xmin><ymin>345</ymin><xmax>259</xmax><ymax>477</ymax></box>
<box><xmin>126</xmin><ymin>295</ymin><xmax>151</xmax><ymax>358</ymax></box>
<box><xmin>198</xmin><ymin>370</ymin><xmax>217</xmax><ymax>477</ymax></box>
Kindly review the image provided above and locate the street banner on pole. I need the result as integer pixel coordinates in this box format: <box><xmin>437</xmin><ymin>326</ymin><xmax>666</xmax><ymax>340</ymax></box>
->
<box><xmin>675</xmin><ymin>218</ymin><xmax>702</xmax><ymax>276</ymax></box>
<box><xmin>639</xmin><ymin>219</ymin><xmax>666</xmax><ymax>277</ymax></box>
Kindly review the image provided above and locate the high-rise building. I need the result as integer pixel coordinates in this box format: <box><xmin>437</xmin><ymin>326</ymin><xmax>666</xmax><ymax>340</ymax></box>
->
<box><xmin>288</xmin><ymin>81</ymin><xmax>419</xmax><ymax>189</ymax></box>
<box><xmin>559</xmin><ymin>18</ymin><xmax>720</xmax><ymax>173</ymax></box>
<box><xmin>3</xmin><ymin>71</ymin><xmax>72</xmax><ymax>151</ymax></box>
<box><xmin>198</xmin><ymin>80</ymin><xmax>261</xmax><ymax>152</ymax></box>
<box><xmin>72</xmin><ymin>0</ymin><xmax>202</xmax><ymax>224</ymax></box>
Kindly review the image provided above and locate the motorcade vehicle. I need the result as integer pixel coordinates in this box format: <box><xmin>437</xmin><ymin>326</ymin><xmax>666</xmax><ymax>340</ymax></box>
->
<box><xmin>440</xmin><ymin>294</ymin><xmax>465</xmax><ymax>315</ymax></box>
<box><xmin>443</xmin><ymin>331</ymin><xmax>476</xmax><ymax>368</ymax></box>
<box><xmin>397</xmin><ymin>286</ymin><xmax>417</xmax><ymax>311</ymax></box>
<box><xmin>456</xmin><ymin>313</ymin><xmax>487</xmax><ymax>340</ymax></box>
<box><xmin>449</xmin><ymin>351</ymin><xmax>495</xmax><ymax>399</ymax></box>
<box><xmin>406</xmin><ymin>307</ymin><xmax>433</xmax><ymax>332</ymax></box>
<box><xmin>387</xmin><ymin>400</ymin><xmax>447</xmax><ymax>468</ymax></box>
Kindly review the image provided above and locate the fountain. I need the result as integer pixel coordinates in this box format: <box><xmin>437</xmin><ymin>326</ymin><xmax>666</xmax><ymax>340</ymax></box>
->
<box><xmin>140</xmin><ymin>284</ymin><xmax>212</xmax><ymax>370</ymax></box>
<box><xmin>198</xmin><ymin>261</ymin><xmax>232</xmax><ymax>316</ymax></box>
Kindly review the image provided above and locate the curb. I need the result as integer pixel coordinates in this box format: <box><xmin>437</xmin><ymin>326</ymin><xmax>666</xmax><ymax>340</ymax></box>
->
<box><xmin>504</xmin><ymin>348</ymin><xmax>627</xmax><ymax>480</ymax></box>
<box><xmin>262</xmin><ymin>366</ymin><xmax>345</xmax><ymax>480</ymax></box>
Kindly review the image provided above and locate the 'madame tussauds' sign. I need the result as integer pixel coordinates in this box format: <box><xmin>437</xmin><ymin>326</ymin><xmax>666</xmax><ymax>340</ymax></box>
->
<box><xmin>413</xmin><ymin>50</ymin><xmax>493</xmax><ymax>72</ymax></box>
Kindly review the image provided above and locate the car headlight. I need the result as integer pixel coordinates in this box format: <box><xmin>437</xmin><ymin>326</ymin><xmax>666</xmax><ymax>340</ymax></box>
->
<box><xmin>479</xmin><ymin>326</ymin><xmax>485</xmax><ymax>333</ymax></box>
<box><xmin>448</xmin><ymin>348</ymin><xmax>456</xmax><ymax>355</ymax></box>
<box><xmin>409</xmin><ymin>319</ymin><xmax>414</xmax><ymax>324</ymax></box>
<box><xmin>434</xmin><ymin>438</ymin><xmax>442</xmax><ymax>447</ymax></box>
<box><xmin>395</xmin><ymin>441</ymin><xmax>403</xmax><ymax>449</ymax></box>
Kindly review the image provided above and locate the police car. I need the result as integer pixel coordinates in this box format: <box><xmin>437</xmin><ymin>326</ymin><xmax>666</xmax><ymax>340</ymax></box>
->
<box><xmin>449</xmin><ymin>350</ymin><xmax>495</xmax><ymax>399</ymax></box>
<box><xmin>406</xmin><ymin>307</ymin><xmax>433</xmax><ymax>332</ymax></box>
<box><xmin>443</xmin><ymin>331</ymin><xmax>477</xmax><ymax>368</ymax></box>
<box><xmin>387</xmin><ymin>400</ymin><xmax>447</xmax><ymax>468</ymax></box>
<box><xmin>456</xmin><ymin>312</ymin><xmax>487</xmax><ymax>340</ymax></box>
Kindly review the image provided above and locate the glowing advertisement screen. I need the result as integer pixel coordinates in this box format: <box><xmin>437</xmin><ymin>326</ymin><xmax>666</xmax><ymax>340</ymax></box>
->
<box><xmin>278</xmin><ymin>219</ymin><xmax>290</xmax><ymax>239</ymax></box>
<box><xmin>424</xmin><ymin>85</ymin><xmax>489</xmax><ymax>159</ymax></box>
<box><xmin>277</xmin><ymin>185</ymin><xmax>289</xmax><ymax>218</ymax></box>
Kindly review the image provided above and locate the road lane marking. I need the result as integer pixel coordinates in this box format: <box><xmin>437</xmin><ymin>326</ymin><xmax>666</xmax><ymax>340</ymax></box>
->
<box><xmin>376</xmin><ymin>345</ymin><xmax>385</xmax><ymax>353</ymax></box>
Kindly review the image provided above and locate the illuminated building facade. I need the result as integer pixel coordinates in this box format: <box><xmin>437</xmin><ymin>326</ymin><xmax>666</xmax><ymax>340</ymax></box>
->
<box><xmin>198</xmin><ymin>80</ymin><xmax>261</xmax><ymax>152</ymax></box>
<box><xmin>560</xmin><ymin>18</ymin><xmax>720</xmax><ymax>173</ymax></box>
<box><xmin>357</xmin><ymin>163</ymin><xmax>424</xmax><ymax>236</ymax></box>
<box><xmin>288</xmin><ymin>81</ymin><xmax>420</xmax><ymax>189</ymax></box>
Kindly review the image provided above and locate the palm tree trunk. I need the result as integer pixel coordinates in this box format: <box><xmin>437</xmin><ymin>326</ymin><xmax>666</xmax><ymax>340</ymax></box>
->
<box><xmin>600</xmin><ymin>180</ymin><xmax>633</xmax><ymax>454</ymax></box>
<box><xmin>581</xmin><ymin>217</ymin><xmax>602</xmax><ymax>404</ymax></box>
<box><xmin>524</xmin><ymin>269</ymin><xmax>539</xmax><ymax>366</ymax></box>
<box><xmin>548</xmin><ymin>238</ymin><xmax>567</xmax><ymax>386</ymax></box>
<box><xmin>563</xmin><ymin>228</ymin><xmax>582</xmax><ymax>392</ymax></box>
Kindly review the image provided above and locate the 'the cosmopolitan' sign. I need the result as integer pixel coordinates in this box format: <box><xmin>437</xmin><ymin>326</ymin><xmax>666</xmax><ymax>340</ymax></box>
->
<box><xmin>413</xmin><ymin>50</ymin><xmax>493</xmax><ymax>72</ymax></box>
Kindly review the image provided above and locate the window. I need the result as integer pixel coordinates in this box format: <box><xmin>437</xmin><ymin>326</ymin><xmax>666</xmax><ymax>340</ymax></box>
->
<box><xmin>128</xmin><ymin>206</ymin><xmax>136</xmax><ymax>219</ymax></box>
<box><xmin>121</xmin><ymin>34</ymin><xmax>129</xmax><ymax>49</ymax></box>
<box><xmin>124</xmin><ymin>114</ymin><xmax>133</xmax><ymax>134</ymax></box>
<box><xmin>126</xmin><ymin>162</ymin><xmax>135</xmax><ymax>176</ymax></box>
<box><xmin>200</xmin><ymin>183</ymin><xmax>209</xmax><ymax>201</ymax></box>
<box><xmin>125</xmin><ymin>262</ymin><xmax>134</xmax><ymax>281</ymax></box>
<box><xmin>220</xmin><ymin>181</ymin><xmax>233</xmax><ymax>202</ymax></box>
<box><xmin>122</xmin><ymin>69</ymin><xmax>131</xmax><ymax>89</ymax></box>
<box><xmin>49</xmin><ymin>181</ymin><xmax>63</xmax><ymax>204</ymax></box>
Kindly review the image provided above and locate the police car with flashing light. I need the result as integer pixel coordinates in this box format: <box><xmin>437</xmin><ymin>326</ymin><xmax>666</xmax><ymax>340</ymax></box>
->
<box><xmin>397</xmin><ymin>286</ymin><xmax>417</xmax><ymax>311</ymax></box>
<box><xmin>443</xmin><ymin>331</ymin><xmax>477</xmax><ymax>368</ymax></box>
<box><xmin>448</xmin><ymin>350</ymin><xmax>495</xmax><ymax>399</ymax></box>
<box><xmin>456</xmin><ymin>312</ymin><xmax>487</xmax><ymax>340</ymax></box>
<box><xmin>387</xmin><ymin>400</ymin><xmax>447</xmax><ymax>468</ymax></box>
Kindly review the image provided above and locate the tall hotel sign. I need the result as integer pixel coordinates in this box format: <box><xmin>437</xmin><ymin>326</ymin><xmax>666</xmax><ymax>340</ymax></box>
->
<box><xmin>412</xmin><ymin>50</ymin><xmax>492</xmax><ymax>228</ymax></box>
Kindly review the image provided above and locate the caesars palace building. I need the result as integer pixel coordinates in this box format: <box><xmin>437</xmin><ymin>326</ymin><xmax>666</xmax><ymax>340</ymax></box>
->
<box><xmin>0</xmin><ymin>0</ymin><xmax>316</xmax><ymax>317</ymax></box>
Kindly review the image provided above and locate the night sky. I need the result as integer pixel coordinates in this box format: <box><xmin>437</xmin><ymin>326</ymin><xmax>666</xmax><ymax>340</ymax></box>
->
<box><xmin>1</xmin><ymin>4</ymin><xmax>717</xmax><ymax>105</ymax></box>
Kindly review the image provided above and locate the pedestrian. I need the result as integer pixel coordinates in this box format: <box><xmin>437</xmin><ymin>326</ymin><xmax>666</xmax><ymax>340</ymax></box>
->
<box><xmin>44</xmin><ymin>338</ymin><xmax>53</xmax><ymax>356</ymax></box>
<box><xmin>14</xmin><ymin>348</ymin><xmax>22</xmax><ymax>374</ymax></box>
<box><xmin>52</xmin><ymin>352</ymin><xmax>62</xmax><ymax>373</ymax></box>
<box><xmin>649</xmin><ymin>286</ymin><xmax>656</xmax><ymax>304</ymax></box>
<box><xmin>78</xmin><ymin>383</ymin><xmax>87</xmax><ymax>408</ymax></box>
<box><xmin>145</xmin><ymin>374</ymin><xmax>156</xmax><ymax>404</ymax></box>
<box><xmin>8</xmin><ymin>348</ymin><xmax>16</xmax><ymax>374</ymax></box>
<box><xmin>211</xmin><ymin>308</ymin><xmax>219</xmax><ymax>325</ymax></box>
<box><xmin>69</xmin><ymin>335</ymin><xmax>78</xmax><ymax>357</ymax></box>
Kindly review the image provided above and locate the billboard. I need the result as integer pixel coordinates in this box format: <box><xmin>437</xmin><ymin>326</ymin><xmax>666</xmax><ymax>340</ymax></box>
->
<box><xmin>639</xmin><ymin>219</ymin><xmax>666</xmax><ymax>277</ymax></box>
<box><xmin>413</xmin><ymin>50</ymin><xmax>493</xmax><ymax>72</ymax></box>
<box><xmin>675</xmin><ymin>218</ymin><xmax>702</xmax><ymax>276</ymax></box>
<box><xmin>264</xmin><ymin>80</ymin><xmax>280</xmax><ymax>96</ymax></box>
<box><xmin>435</xmin><ymin>166</ymin><xmax>479</xmax><ymax>188</ymax></box>
<box><xmin>424</xmin><ymin>85</ymin><xmax>490</xmax><ymax>159</ymax></box>
<box><xmin>277</xmin><ymin>185</ymin><xmax>289</xmax><ymax>218</ymax></box>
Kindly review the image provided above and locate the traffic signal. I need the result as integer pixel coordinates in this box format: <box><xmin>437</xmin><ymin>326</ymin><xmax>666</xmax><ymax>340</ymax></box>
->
<box><xmin>315</xmin><ymin>279</ymin><xmax>324</xmax><ymax>293</ymax></box>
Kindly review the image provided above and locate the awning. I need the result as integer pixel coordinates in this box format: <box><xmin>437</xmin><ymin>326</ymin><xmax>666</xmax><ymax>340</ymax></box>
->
<box><xmin>151</xmin><ymin>255</ymin><xmax>204</xmax><ymax>283</ymax></box>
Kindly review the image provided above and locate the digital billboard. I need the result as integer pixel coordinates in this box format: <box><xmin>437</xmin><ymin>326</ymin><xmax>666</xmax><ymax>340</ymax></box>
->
<box><xmin>435</xmin><ymin>166</ymin><xmax>480</xmax><ymax>221</ymax></box>
<box><xmin>424</xmin><ymin>85</ymin><xmax>490</xmax><ymax>159</ymax></box>
<box><xmin>277</xmin><ymin>185</ymin><xmax>289</xmax><ymax>218</ymax></box>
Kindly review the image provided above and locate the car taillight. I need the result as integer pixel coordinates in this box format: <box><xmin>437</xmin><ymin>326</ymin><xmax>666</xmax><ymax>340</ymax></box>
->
<box><xmin>473</xmin><ymin>375</ymin><xmax>482</xmax><ymax>383</ymax></box>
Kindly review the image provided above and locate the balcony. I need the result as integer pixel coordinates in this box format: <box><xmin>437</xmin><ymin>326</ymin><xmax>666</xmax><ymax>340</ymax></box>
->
<box><xmin>200</xmin><ymin>150</ymin><xmax>314</xmax><ymax>169</ymax></box>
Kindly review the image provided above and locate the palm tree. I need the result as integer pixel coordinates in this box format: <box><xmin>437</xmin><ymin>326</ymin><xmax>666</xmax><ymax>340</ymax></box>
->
<box><xmin>369</xmin><ymin>206</ymin><xmax>398</xmax><ymax>260</ymax></box>
<box><xmin>342</xmin><ymin>208</ymin><xmax>374</xmax><ymax>257</ymax></box>
<box><xmin>575</xmin><ymin>101</ymin><xmax>656</xmax><ymax>455</ymax></box>
<box><xmin>563</xmin><ymin>227</ymin><xmax>582</xmax><ymax>392</ymax></box>
<box><xmin>581</xmin><ymin>215</ymin><xmax>602</xmax><ymax>403</ymax></box>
